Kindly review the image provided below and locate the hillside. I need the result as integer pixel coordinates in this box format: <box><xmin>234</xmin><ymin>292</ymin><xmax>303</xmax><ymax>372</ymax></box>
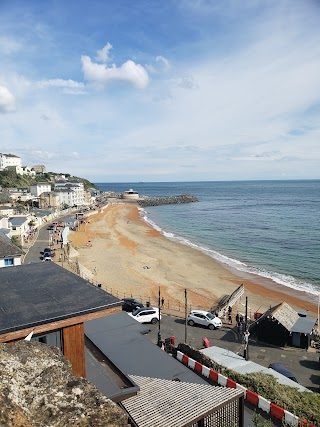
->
<box><xmin>0</xmin><ymin>170</ymin><xmax>96</xmax><ymax>191</ymax></box>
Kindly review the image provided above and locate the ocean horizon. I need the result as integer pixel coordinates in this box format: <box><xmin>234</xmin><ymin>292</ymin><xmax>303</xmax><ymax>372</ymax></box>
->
<box><xmin>95</xmin><ymin>180</ymin><xmax>320</xmax><ymax>297</ymax></box>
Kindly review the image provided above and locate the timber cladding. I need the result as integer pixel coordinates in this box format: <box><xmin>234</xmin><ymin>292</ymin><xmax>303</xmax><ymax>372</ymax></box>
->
<box><xmin>0</xmin><ymin>305</ymin><xmax>121</xmax><ymax>343</ymax></box>
<box><xmin>63</xmin><ymin>323</ymin><xmax>85</xmax><ymax>377</ymax></box>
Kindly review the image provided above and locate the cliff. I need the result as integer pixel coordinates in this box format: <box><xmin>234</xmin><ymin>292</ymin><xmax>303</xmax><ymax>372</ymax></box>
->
<box><xmin>0</xmin><ymin>341</ymin><xmax>129</xmax><ymax>427</ymax></box>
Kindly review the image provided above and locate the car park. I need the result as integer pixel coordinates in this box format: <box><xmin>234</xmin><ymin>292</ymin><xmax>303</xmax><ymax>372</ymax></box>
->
<box><xmin>122</xmin><ymin>297</ymin><xmax>144</xmax><ymax>312</ymax></box>
<box><xmin>268</xmin><ymin>363</ymin><xmax>298</xmax><ymax>383</ymax></box>
<box><xmin>187</xmin><ymin>310</ymin><xmax>222</xmax><ymax>330</ymax></box>
<box><xmin>128</xmin><ymin>307</ymin><xmax>161</xmax><ymax>324</ymax></box>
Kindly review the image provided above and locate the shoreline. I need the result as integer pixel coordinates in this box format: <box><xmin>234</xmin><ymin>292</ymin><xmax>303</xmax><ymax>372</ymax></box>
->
<box><xmin>68</xmin><ymin>202</ymin><xmax>318</xmax><ymax>317</ymax></box>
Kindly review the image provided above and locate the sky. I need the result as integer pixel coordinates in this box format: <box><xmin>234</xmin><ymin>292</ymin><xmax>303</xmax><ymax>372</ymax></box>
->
<box><xmin>1</xmin><ymin>0</ymin><xmax>320</xmax><ymax>182</ymax></box>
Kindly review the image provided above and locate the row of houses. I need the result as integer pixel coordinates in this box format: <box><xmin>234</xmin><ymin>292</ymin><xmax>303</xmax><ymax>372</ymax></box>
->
<box><xmin>2</xmin><ymin>180</ymin><xmax>95</xmax><ymax>209</ymax></box>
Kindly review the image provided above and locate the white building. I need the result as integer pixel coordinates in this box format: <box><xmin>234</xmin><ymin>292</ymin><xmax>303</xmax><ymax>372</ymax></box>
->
<box><xmin>30</xmin><ymin>182</ymin><xmax>52</xmax><ymax>197</ymax></box>
<box><xmin>0</xmin><ymin>153</ymin><xmax>22</xmax><ymax>171</ymax></box>
<box><xmin>54</xmin><ymin>181</ymin><xmax>86</xmax><ymax>207</ymax></box>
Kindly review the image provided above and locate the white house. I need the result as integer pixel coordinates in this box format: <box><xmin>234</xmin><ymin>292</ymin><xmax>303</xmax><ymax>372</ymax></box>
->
<box><xmin>0</xmin><ymin>206</ymin><xmax>15</xmax><ymax>217</ymax></box>
<box><xmin>0</xmin><ymin>233</ymin><xmax>24</xmax><ymax>267</ymax></box>
<box><xmin>30</xmin><ymin>182</ymin><xmax>52</xmax><ymax>197</ymax></box>
<box><xmin>8</xmin><ymin>217</ymin><xmax>30</xmax><ymax>245</ymax></box>
<box><xmin>0</xmin><ymin>153</ymin><xmax>22</xmax><ymax>171</ymax></box>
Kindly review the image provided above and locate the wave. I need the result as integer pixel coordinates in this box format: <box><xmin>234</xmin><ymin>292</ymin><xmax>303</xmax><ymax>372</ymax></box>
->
<box><xmin>139</xmin><ymin>208</ymin><xmax>320</xmax><ymax>297</ymax></box>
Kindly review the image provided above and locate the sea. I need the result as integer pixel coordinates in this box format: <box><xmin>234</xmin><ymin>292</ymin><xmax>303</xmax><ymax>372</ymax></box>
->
<box><xmin>95</xmin><ymin>181</ymin><xmax>320</xmax><ymax>297</ymax></box>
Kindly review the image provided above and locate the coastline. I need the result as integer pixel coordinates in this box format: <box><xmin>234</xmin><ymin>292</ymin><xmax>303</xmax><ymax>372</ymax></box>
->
<box><xmin>68</xmin><ymin>202</ymin><xmax>318</xmax><ymax>317</ymax></box>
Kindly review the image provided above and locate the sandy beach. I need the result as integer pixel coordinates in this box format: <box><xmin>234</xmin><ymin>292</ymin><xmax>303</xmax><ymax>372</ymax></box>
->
<box><xmin>68</xmin><ymin>201</ymin><xmax>318</xmax><ymax>318</ymax></box>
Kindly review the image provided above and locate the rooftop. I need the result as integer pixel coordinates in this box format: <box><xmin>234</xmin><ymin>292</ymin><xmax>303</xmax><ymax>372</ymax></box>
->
<box><xmin>0</xmin><ymin>263</ymin><xmax>121</xmax><ymax>335</ymax></box>
<box><xmin>0</xmin><ymin>233</ymin><xmax>25</xmax><ymax>258</ymax></box>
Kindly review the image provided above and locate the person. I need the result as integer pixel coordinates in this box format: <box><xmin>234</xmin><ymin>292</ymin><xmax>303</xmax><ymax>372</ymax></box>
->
<box><xmin>228</xmin><ymin>306</ymin><xmax>232</xmax><ymax>315</ymax></box>
<box><xmin>223</xmin><ymin>309</ymin><xmax>227</xmax><ymax>322</ymax></box>
<box><xmin>239</xmin><ymin>314</ymin><xmax>244</xmax><ymax>324</ymax></box>
<box><xmin>161</xmin><ymin>297</ymin><xmax>165</xmax><ymax>308</ymax></box>
<box><xmin>243</xmin><ymin>330</ymin><xmax>250</xmax><ymax>347</ymax></box>
<box><xmin>228</xmin><ymin>312</ymin><xmax>232</xmax><ymax>324</ymax></box>
<box><xmin>235</xmin><ymin>312</ymin><xmax>240</xmax><ymax>324</ymax></box>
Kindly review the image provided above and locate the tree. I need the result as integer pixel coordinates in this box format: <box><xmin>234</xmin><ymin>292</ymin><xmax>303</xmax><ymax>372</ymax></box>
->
<box><xmin>0</xmin><ymin>193</ymin><xmax>11</xmax><ymax>203</ymax></box>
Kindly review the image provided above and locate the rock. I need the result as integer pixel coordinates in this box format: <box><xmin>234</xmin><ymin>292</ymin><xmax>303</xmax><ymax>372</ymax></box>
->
<box><xmin>137</xmin><ymin>194</ymin><xmax>198</xmax><ymax>207</ymax></box>
<box><xmin>0</xmin><ymin>341</ymin><xmax>129</xmax><ymax>427</ymax></box>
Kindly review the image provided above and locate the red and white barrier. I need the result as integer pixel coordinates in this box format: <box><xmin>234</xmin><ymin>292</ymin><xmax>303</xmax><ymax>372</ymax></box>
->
<box><xmin>176</xmin><ymin>351</ymin><xmax>313</xmax><ymax>427</ymax></box>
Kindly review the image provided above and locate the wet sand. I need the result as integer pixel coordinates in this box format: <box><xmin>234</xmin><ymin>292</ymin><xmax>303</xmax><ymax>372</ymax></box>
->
<box><xmin>68</xmin><ymin>202</ymin><xmax>318</xmax><ymax>317</ymax></box>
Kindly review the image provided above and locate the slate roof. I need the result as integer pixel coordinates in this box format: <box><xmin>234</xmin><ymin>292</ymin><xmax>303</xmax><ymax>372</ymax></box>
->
<box><xmin>0</xmin><ymin>263</ymin><xmax>121</xmax><ymax>335</ymax></box>
<box><xmin>0</xmin><ymin>234</ymin><xmax>25</xmax><ymax>258</ymax></box>
<box><xmin>8</xmin><ymin>216</ymin><xmax>28</xmax><ymax>226</ymax></box>
<box><xmin>258</xmin><ymin>302</ymin><xmax>316</xmax><ymax>334</ymax></box>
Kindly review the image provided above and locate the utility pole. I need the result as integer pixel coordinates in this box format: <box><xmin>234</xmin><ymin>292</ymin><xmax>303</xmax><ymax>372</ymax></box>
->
<box><xmin>184</xmin><ymin>289</ymin><xmax>188</xmax><ymax>344</ymax></box>
<box><xmin>157</xmin><ymin>286</ymin><xmax>162</xmax><ymax>347</ymax></box>
<box><xmin>244</xmin><ymin>296</ymin><xmax>249</xmax><ymax>360</ymax></box>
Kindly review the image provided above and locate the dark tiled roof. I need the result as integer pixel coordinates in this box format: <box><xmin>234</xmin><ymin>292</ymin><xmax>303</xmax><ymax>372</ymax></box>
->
<box><xmin>0</xmin><ymin>234</ymin><xmax>25</xmax><ymax>258</ymax></box>
<box><xmin>8</xmin><ymin>216</ymin><xmax>28</xmax><ymax>226</ymax></box>
<box><xmin>0</xmin><ymin>263</ymin><xmax>121</xmax><ymax>335</ymax></box>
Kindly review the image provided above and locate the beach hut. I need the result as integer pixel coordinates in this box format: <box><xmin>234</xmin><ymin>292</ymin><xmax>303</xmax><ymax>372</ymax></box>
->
<box><xmin>254</xmin><ymin>302</ymin><xmax>317</xmax><ymax>349</ymax></box>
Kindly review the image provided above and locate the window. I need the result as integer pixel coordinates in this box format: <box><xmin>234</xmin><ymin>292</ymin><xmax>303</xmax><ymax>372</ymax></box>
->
<box><xmin>32</xmin><ymin>330</ymin><xmax>62</xmax><ymax>351</ymax></box>
<box><xmin>4</xmin><ymin>258</ymin><xmax>14</xmax><ymax>266</ymax></box>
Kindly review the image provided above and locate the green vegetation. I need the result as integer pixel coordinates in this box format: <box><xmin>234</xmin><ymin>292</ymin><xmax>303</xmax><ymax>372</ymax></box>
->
<box><xmin>0</xmin><ymin>170</ymin><xmax>96</xmax><ymax>191</ymax></box>
<box><xmin>177</xmin><ymin>343</ymin><xmax>320</xmax><ymax>425</ymax></box>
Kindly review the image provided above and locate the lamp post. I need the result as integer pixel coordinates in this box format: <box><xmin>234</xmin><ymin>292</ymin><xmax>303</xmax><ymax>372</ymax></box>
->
<box><xmin>157</xmin><ymin>286</ymin><xmax>162</xmax><ymax>347</ymax></box>
<box><xmin>244</xmin><ymin>296</ymin><xmax>249</xmax><ymax>360</ymax></box>
<box><xmin>184</xmin><ymin>289</ymin><xmax>188</xmax><ymax>344</ymax></box>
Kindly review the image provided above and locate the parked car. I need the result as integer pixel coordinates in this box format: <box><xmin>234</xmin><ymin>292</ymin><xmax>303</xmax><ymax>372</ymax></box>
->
<box><xmin>42</xmin><ymin>256</ymin><xmax>52</xmax><ymax>262</ymax></box>
<box><xmin>128</xmin><ymin>307</ymin><xmax>161</xmax><ymax>324</ymax></box>
<box><xmin>122</xmin><ymin>297</ymin><xmax>144</xmax><ymax>312</ymax></box>
<box><xmin>187</xmin><ymin>310</ymin><xmax>222</xmax><ymax>330</ymax></box>
<box><xmin>268</xmin><ymin>363</ymin><xmax>298</xmax><ymax>383</ymax></box>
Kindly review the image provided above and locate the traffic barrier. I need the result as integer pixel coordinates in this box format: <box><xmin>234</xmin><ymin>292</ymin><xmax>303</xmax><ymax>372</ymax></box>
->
<box><xmin>270</xmin><ymin>403</ymin><xmax>285</xmax><ymax>420</ymax></box>
<box><xmin>246</xmin><ymin>389</ymin><xmax>259</xmax><ymax>406</ymax></box>
<box><xmin>226</xmin><ymin>378</ymin><xmax>237</xmax><ymax>389</ymax></box>
<box><xmin>195</xmin><ymin>361</ymin><xmax>202</xmax><ymax>373</ymax></box>
<box><xmin>176</xmin><ymin>351</ymin><xmax>316</xmax><ymax>427</ymax></box>
<box><xmin>209</xmin><ymin>369</ymin><xmax>218</xmax><ymax>382</ymax></box>
<box><xmin>218</xmin><ymin>373</ymin><xmax>227</xmax><ymax>387</ymax></box>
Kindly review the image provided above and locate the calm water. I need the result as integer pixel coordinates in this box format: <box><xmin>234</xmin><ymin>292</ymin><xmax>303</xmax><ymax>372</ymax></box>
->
<box><xmin>95</xmin><ymin>181</ymin><xmax>320</xmax><ymax>296</ymax></box>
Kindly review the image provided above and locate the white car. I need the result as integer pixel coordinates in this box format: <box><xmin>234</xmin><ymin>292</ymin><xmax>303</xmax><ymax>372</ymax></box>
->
<box><xmin>128</xmin><ymin>307</ymin><xmax>161</xmax><ymax>324</ymax></box>
<box><xmin>42</xmin><ymin>256</ymin><xmax>52</xmax><ymax>262</ymax></box>
<box><xmin>187</xmin><ymin>310</ymin><xmax>222</xmax><ymax>330</ymax></box>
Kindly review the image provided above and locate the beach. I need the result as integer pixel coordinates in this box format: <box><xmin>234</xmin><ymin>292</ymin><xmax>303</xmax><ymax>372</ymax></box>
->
<box><xmin>68</xmin><ymin>201</ymin><xmax>319</xmax><ymax>317</ymax></box>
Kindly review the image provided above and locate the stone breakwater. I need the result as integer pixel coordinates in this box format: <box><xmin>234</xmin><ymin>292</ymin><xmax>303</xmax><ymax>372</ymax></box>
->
<box><xmin>137</xmin><ymin>194</ymin><xmax>198</xmax><ymax>207</ymax></box>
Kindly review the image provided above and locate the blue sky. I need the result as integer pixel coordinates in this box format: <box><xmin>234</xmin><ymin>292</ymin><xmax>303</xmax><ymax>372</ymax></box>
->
<box><xmin>1</xmin><ymin>0</ymin><xmax>320</xmax><ymax>182</ymax></box>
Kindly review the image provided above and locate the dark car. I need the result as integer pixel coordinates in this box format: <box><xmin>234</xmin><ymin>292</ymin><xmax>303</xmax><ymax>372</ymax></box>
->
<box><xmin>122</xmin><ymin>297</ymin><xmax>144</xmax><ymax>312</ymax></box>
<box><xmin>268</xmin><ymin>363</ymin><xmax>298</xmax><ymax>383</ymax></box>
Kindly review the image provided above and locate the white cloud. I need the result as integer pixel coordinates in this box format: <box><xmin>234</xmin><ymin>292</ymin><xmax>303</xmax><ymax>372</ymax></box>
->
<box><xmin>37</xmin><ymin>79</ymin><xmax>85</xmax><ymax>89</ymax></box>
<box><xmin>0</xmin><ymin>85</ymin><xmax>15</xmax><ymax>113</ymax></box>
<box><xmin>156</xmin><ymin>55</ymin><xmax>171</xmax><ymax>70</ymax></box>
<box><xmin>96</xmin><ymin>42</ymin><xmax>113</xmax><ymax>63</ymax></box>
<box><xmin>81</xmin><ymin>55</ymin><xmax>150</xmax><ymax>89</ymax></box>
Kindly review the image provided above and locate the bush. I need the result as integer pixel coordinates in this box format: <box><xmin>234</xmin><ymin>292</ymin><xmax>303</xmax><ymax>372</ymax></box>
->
<box><xmin>177</xmin><ymin>343</ymin><xmax>320</xmax><ymax>425</ymax></box>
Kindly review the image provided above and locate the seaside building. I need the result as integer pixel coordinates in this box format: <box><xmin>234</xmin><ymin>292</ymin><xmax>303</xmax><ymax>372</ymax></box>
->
<box><xmin>0</xmin><ymin>263</ymin><xmax>122</xmax><ymax>377</ymax></box>
<box><xmin>121</xmin><ymin>188</ymin><xmax>140</xmax><ymax>200</ymax></box>
<box><xmin>55</xmin><ymin>180</ymin><xmax>86</xmax><ymax>207</ymax></box>
<box><xmin>30</xmin><ymin>182</ymin><xmax>52</xmax><ymax>197</ymax></box>
<box><xmin>0</xmin><ymin>233</ymin><xmax>24</xmax><ymax>267</ymax></box>
<box><xmin>253</xmin><ymin>302</ymin><xmax>317</xmax><ymax>350</ymax></box>
<box><xmin>39</xmin><ymin>191</ymin><xmax>61</xmax><ymax>209</ymax></box>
